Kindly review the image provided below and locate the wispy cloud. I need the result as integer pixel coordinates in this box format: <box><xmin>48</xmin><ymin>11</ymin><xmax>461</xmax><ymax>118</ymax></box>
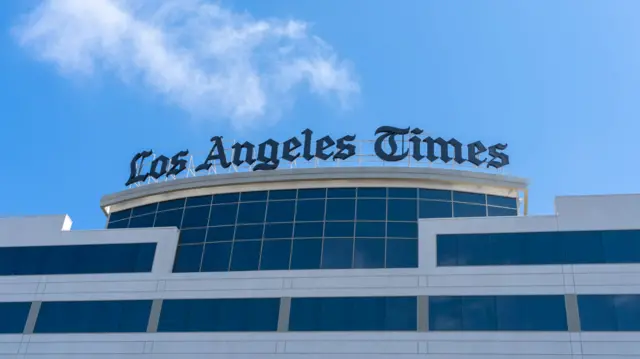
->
<box><xmin>13</xmin><ymin>0</ymin><xmax>359</xmax><ymax>128</ymax></box>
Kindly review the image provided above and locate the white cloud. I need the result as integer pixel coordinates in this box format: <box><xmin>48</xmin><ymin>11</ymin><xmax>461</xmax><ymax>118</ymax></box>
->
<box><xmin>13</xmin><ymin>0</ymin><xmax>359</xmax><ymax>128</ymax></box>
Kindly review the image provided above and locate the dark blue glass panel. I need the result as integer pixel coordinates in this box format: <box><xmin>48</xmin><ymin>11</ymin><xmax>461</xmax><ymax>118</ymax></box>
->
<box><xmin>131</xmin><ymin>203</ymin><xmax>158</xmax><ymax>217</ymax></box>
<box><xmin>173</xmin><ymin>244</ymin><xmax>203</xmax><ymax>272</ymax></box>
<box><xmin>436</xmin><ymin>235</ymin><xmax>458</xmax><ymax>266</ymax></box>
<box><xmin>107</xmin><ymin>219</ymin><xmax>129</xmax><ymax>229</ymax></box>
<box><xmin>355</xmin><ymin>221</ymin><xmax>385</xmax><ymax>238</ymax></box>
<box><xmin>487</xmin><ymin>195</ymin><xmax>517</xmax><ymax>209</ymax></box>
<box><xmin>241</xmin><ymin>191</ymin><xmax>268</xmax><ymax>201</ymax></box>
<box><xmin>295</xmin><ymin>200</ymin><xmax>325</xmax><ymax>221</ymax></box>
<box><xmin>354</xmin><ymin>238</ymin><xmax>385</xmax><ymax>268</ymax></box>
<box><xmin>420</xmin><ymin>200</ymin><xmax>453</xmax><ymax>218</ymax></box>
<box><xmin>206</xmin><ymin>226</ymin><xmax>234</xmax><ymax>242</ymax></box>
<box><xmin>109</xmin><ymin>209</ymin><xmax>131</xmax><ymax>222</ymax></box>
<box><xmin>213</xmin><ymin>192</ymin><xmax>239</xmax><ymax>204</ymax></box>
<box><xmin>387</xmin><ymin>222</ymin><xmax>417</xmax><ymax>238</ymax></box>
<box><xmin>356</xmin><ymin>199</ymin><xmax>386</xmax><ymax>221</ymax></box>
<box><xmin>35</xmin><ymin>300</ymin><xmax>151</xmax><ymax>333</ymax></box>
<box><xmin>289</xmin><ymin>296</ymin><xmax>416</xmax><ymax>331</ymax></box>
<box><xmin>154</xmin><ymin>209</ymin><xmax>183</xmax><ymax>228</ymax></box>
<box><xmin>419</xmin><ymin>189</ymin><xmax>451</xmax><ymax>201</ymax></box>
<box><xmin>324</xmin><ymin>221</ymin><xmax>355</xmax><ymax>237</ymax></box>
<box><xmin>298</xmin><ymin>188</ymin><xmax>326</xmax><ymax>199</ymax></box>
<box><xmin>260</xmin><ymin>240</ymin><xmax>292</xmax><ymax>270</ymax></box>
<box><xmin>388</xmin><ymin>188</ymin><xmax>417</xmax><ymax>199</ymax></box>
<box><xmin>201</xmin><ymin>242</ymin><xmax>232</xmax><ymax>272</ymax></box>
<box><xmin>0</xmin><ymin>302</ymin><xmax>30</xmax><ymax>334</ymax></box>
<box><xmin>327</xmin><ymin>188</ymin><xmax>356</xmax><ymax>198</ymax></box>
<box><xmin>264</xmin><ymin>223</ymin><xmax>293</xmax><ymax>239</ymax></box>
<box><xmin>579</xmin><ymin>295</ymin><xmax>640</xmax><ymax>331</ymax></box>
<box><xmin>560</xmin><ymin>231</ymin><xmax>604</xmax><ymax>264</ymax></box>
<box><xmin>234</xmin><ymin>225</ymin><xmax>264</xmax><ymax>240</ymax></box>
<box><xmin>453</xmin><ymin>203</ymin><xmax>486</xmax><ymax>217</ymax></box>
<box><xmin>294</xmin><ymin>222</ymin><xmax>324</xmax><ymax>238</ymax></box>
<box><xmin>179</xmin><ymin>228</ymin><xmax>207</xmax><ymax>244</ymax></box>
<box><xmin>488</xmin><ymin>207</ymin><xmax>517</xmax><ymax>216</ymax></box>
<box><xmin>128</xmin><ymin>214</ymin><xmax>155</xmax><ymax>228</ymax></box>
<box><xmin>357</xmin><ymin>187</ymin><xmax>387</xmax><ymax>198</ymax></box>
<box><xmin>158</xmin><ymin>298</ymin><xmax>280</xmax><ymax>332</ymax></box>
<box><xmin>429</xmin><ymin>296</ymin><xmax>463</xmax><ymax>330</ymax></box>
<box><xmin>158</xmin><ymin>198</ymin><xmax>185</xmax><ymax>211</ymax></box>
<box><xmin>325</xmin><ymin>199</ymin><xmax>356</xmax><ymax>221</ymax></box>
<box><xmin>186</xmin><ymin>195</ymin><xmax>212</xmax><ymax>207</ymax></box>
<box><xmin>237</xmin><ymin>202</ymin><xmax>267</xmax><ymax>224</ymax></box>
<box><xmin>608</xmin><ymin>295</ymin><xmax>640</xmax><ymax>331</ymax></box>
<box><xmin>496</xmin><ymin>295</ymin><xmax>567</xmax><ymax>331</ymax></box>
<box><xmin>290</xmin><ymin>238</ymin><xmax>322</xmax><ymax>270</ymax></box>
<box><xmin>461</xmin><ymin>296</ymin><xmax>497</xmax><ymax>330</ymax></box>
<box><xmin>388</xmin><ymin>199</ymin><xmax>417</xmax><ymax>221</ymax></box>
<box><xmin>453</xmin><ymin>191</ymin><xmax>486</xmax><ymax>205</ymax></box>
<box><xmin>522</xmin><ymin>232</ymin><xmax>562</xmax><ymax>265</ymax></box>
<box><xmin>209</xmin><ymin>203</ymin><xmax>238</xmax><ymax>226</ymax></box>
<box><xmin>321</xmin><ymin>238</ymin><xmax>354</xmax><ymax>269</ymax></box>
<box><xmin>181</xmin><ymin>206</ymin><xmax>210</xmax><ymax>228</ymax></box>
<box><xmin>269</xmin><ymin>189</ymin><xmax>297</xmax><ymax>200</ymax></box>
<box><xmin>603</xmin><ymin>230</ymin><xmax>640</xmax><ymax>263</ymax></box>
<box><xmin>386</xmin><ymin>239</ymin><xmax>418</xmax><ymax>268</ymax></box>
<box><xmin>230</xmin><ymin>241</ymin><xmax>261</xmax><ymax>271</ymax></box>
<box><xmin>266</xmin><ymin>200</ymin><xmax>295</xmax><ymax>222</ymax></box>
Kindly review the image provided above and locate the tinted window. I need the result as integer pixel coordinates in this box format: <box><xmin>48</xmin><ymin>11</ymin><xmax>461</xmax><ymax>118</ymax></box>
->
<box><xmin>419</xmin><ymin>189</ymin><xmax>451</xmax><ymax>201</ymax></box>
<box><xmin>290</xmin><ymin>296</ymin><xmax>416</xmax><ymax>331</ymax></box>
<box><xmin>201</xmin><ymin>242</ymin><xmax>231</xmax><ymax>272</ymax></box>
<box><xmin>0</xmin><ymin>302</ymin><xmax>30</xmax><ymax>334</ymax></box>
<box><xmin>290</xmin><ymin>239</ymin><xmax>322</xmax><ymax>270</ymax></box>
<box><xmin>260</xmin><ymin>240</ymin><xmax>292</xmax><ymax>270</ymax></box>
<box><xmin>269</xmin><ymin>189</ymin><xmax>297</xmax><ymax>200</ymax></box>
<box><xmin>129</xmin><ymin>214</ymin><xmax>155</xmax><ymax>228</ymax></box>
<box><xmin>579</xmin><ymin>295</ymin><xmax>640</xmax><ymax>331</ymax></box>
<box><xmin>357</xmin><ymin>187</ymin><xmax>387</xmax><ymax>198</ymax></box>
<box><xmin>236</xmin><ymin>202</ymin><xmax>266</xmax><ymax>224</ymax></box>
<box><xmin>419</xmin><ymin>200</ymin><xmax>453</xmax><ymax>219</ymax></box>
<box><xmin>321</xmin><ymin>238</ymin><xmax>354</xmax><ymax>269</ymax></box>
<box><xmin>327</xmin><ymin>188</ymin><xmax>356</xmax><ymax>198</ymax></box>
<box><xmin>488</xmin><ymin>206</ymin><xmax>517</xmax><ymax>216</ymax></box>
<box><xmin>181</xmin><ymin>206</ymin><xmax>210</xmax><ymax>228</ymax></box>
<box><xmin>388</xmin><ymin>199</ymin><xmax>417</xmax><ymax>221</ymax></box>
<box><xmin>157</xmin><ymin>198</ymin><xmax>185</xmax><ymax>211</ymax></box>
<box><xmin>355</xmin><ymin>221</ymin><xmax>385</xmax><ymax>238</ymax></box>
<box><xmin>158</xmin><ymin>298</ymin><xmax>280</xmax><ymax>332</ymax></box>
<box><xmin>298</xmin><ymin>188</ymin><xmax>326</xmax><ymax>199</ymax></box>
<box><xmin>389</xmin><ymin>188</ymin><xmax>417</xmax><ymax>199</ymax></box>
<box><xmin>213</xmin><ymin>192</ymin><xmax>239</xmax><ymax>204</ymax></box>
<box><xmin>173</xmin><ymin>244</ymin><xmax>203</xmax><ymax>272</ymax></box>
<box><xmin>325</xmin><ymin>199</ymin><xmax>356</xmax><ymax>221</ymax></box>
<box><xmin>230</xmin><ymin>241</ymin><xmax>261</xmax><ymax>271</ymax></box>
<box><xmin>294</xmin><ymin>222</ymin><xmax>324</xmax><ymax>238</ymax></box>
<box><xmin>206</xmin><ymin>226</ymin><xmax>234</xmax><ymax>242</ymax></box>
<box><xmin>241</xmin><ymin>191</ymin><xmax>268</xmax><ymax>201</ymax></box>
<box><xmin>453</xmin><ymin>191</ymin><xmax>485</xmax><ymax>204</ymax></box>
<box><xmin>453</xmin><ymin>203</ymin><xmax>486</xmax><ymax>217</ymax></box>
<box><xmin>154</xmin><ymin>209</ymin><xmax>183</xmax><ymax>228</ymax></box>
<box><xmin>35</xmin><ymin>300</ymin><xmax>152</xmax><ymax>333</ymax></box>
<box><xmin>487</xmin><ymin>195</ymin><xmax>517</xmax><ymax>208</ymax></box>
<box><xmin>266</xmin><ymin>201</ymin><xmax>295</xmax><ymax>222</ymax></box>
<box><xmin>109</xmin><ymin>209</ymin><xmax>131</xmax><ymax>222</ymax></box>
<box><xmin>356</xmin><ymin>199</ymin><xmax>386</xmax><ymax>221</ymax></box>
<box><xmin>179</xmin><ymin>228</ymin><xmax>207</xmax><ymax>244</ymax></box>
<box><xmin>386</xmin><ymin>239</ymin><xmax>418</xmax><ymax>268</ymax></box>
<box><xmin>295</xmin><ymin>200</ymin><xmax>325</xmax><ymax>221</ymax></box>
<box><xmin>354</xmin><ymin>238</ymin><xmax>385</xmax><ymax>268</ymax></box>
<box><xmin>131</xmin><ymin>203</ymin><xmax>157</xmax><ymax>216</ymax></box>
<box><xmin>186</xmin><ymin>195</ymin><xmax>212</xmax><ymax>207</ymax></box>
<box><xmin>209</xmin><ymin>204</ymin><xmax>237</xmax><ymax>226</ymax></box>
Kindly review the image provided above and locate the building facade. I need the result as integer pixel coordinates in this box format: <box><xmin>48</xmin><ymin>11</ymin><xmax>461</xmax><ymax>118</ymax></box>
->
<box><xmin>0</xmin><ymin>167</ymin><xmax>638</xmax><ymax>358</ymax></box>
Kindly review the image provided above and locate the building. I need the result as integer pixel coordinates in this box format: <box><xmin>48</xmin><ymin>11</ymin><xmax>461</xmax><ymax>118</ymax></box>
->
<box><xmin>0</xmin><ymin>166</ymin><xmax>639</xmax><ymax>358</ymax></box>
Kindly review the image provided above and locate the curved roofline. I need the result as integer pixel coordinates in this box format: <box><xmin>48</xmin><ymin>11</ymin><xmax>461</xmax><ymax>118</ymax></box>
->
<box><xmin>100</xmin><ymin>167</ymin><xmax>528</xmax><ymax>215</ymax></box>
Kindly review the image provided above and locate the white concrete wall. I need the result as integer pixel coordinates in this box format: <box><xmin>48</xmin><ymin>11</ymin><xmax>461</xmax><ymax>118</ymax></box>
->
<box><xmin>0</xmin><ymin>194</ymin><xmax>638</xmax><ymax>358</ymax></box>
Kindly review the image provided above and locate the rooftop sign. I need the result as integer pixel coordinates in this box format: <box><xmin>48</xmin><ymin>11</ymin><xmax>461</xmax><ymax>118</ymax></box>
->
<box><xmin>125</xmin><ymin>126</ymin><xmax>509</xmax><ymax>187</ymax></box>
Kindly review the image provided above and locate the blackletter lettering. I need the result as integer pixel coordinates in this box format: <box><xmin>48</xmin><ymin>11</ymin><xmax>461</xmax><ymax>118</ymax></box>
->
<box><xmin>149</xmin><ymin>155</ymin><xmax>170</xmax><ymax>179</ymax></box>
<box><xmin>467</xmin><ymin>141</ymin><xmax>487</xmax><ymax>167</ymax></box>
<box><xmin>424</xmin><ymin>137</ymin><xmax>465</xmax><ymax>164</ymax></box>
<box><xmin>196</xmin><ymin>136</ymin><xmax>230</xmax><ymax>171</ymax></box>
<box><xmin>167</xmin><ymin>150</ymin><xmax>189</xmax><ymax>176</ymax></box>
<box><xmin>334</xmin><ymin>134</ymin><xmax>356</xmax><ymax>161</ymax></box>
<box><xmin>374</xmin><ymin>126</ymin><xmax>410</xmax><ymax>162</ymax></box>
<box><xmin>125</xmin><ymin>150</ymin><xmax>153</xmax><ymax>186</ymax></box>
<box><xmin>409</xmin><ymin>128</ymin><xmax>425</xmax><ymax>161</ymax></box>
<box><xmin>487</xmin><ymin>143</ymin><xmax>509</xmax><ymax>168</ymax></box>
<box><xmin>282</xmin><ymin>137</ymin><xmax>302</xmax><ymax>162</ymax></box>
<box><xmin>254</xmin><ymin>139</ymin><xmax>280</xmax><ymax>171</ymax></box>
<box><xmin>301</xmin><ymin>128</ymin><xmax>314</xmax><ymax>161</ymax></box>
<box><xmin>315</xmin><ymin>135</ymin><xmax>335</xmax><ymax>160</ymax></box>
<box><xmin>231</xmin><ymin>141</ymin><xmax>256</xmax><ymax>167</ymax></box>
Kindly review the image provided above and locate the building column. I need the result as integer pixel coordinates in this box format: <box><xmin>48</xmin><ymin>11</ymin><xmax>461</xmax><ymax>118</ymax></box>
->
<box><xmin>147</xmin><ymin>299</ymin><xmax>163</xmax><ymax>333</ymax></box>
<box><xmin>565</xmin><ymin>294</ymin><xmax>581</xmax><ymax>332</ymax></box>
<box><xmin>278</xmin><ymin>297</ymin><xmax>291</xmax><ymax>332</ymax></box>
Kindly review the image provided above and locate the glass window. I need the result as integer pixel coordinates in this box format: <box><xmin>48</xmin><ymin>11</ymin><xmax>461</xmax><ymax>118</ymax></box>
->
<box><xmin>327</xmin><ymin>188</ymin><xmax>356</xmax><ymax>198</ymax></box>
<box><xmin>453</xmin><ymin>203</ymin><xmax>486</xmax><ymax>217</ymax></box>
<box><xmin>241</xmin><ymin>191</ymin><xmax>268</xmax><ymax>201</ymax></box>
<box><xmin>429</xmin><ymin>296</ymin><xmax>462</xmax><ymax>330</ymax></box>
<box><xmin>181</xmin><ymin>206</ymin><xmax>211</xmax><ymax>228</ymax></box>
<box><xmin>420</xmin><ymin>200</ymin><xmax>453</xmax><ymax>219</ymax></box>
<box><xmin>260</xmin><ymin>240</ymin><xmax>292</xmax><ymax>270</ymax></box>
<box><xmin>206</xmin><ymin>226</ymin><xmax>234</xmax><ymax>242</ymax></box>
<box><xmin>201</xmin><ymin>242</ymin><xmax>231</xmax><ymax>272</ymax></box>
<box><xmin>325</xmin><ymin>199</ymin><xmax>356</xmax><ymax>221</ymax></box>
<box><xmin>298</xmin><ymin>188</ymin><xmax>326</xmax><ymax>199</ymax></box>
<box><xmin>579</xmin><ymin>295</ymin><xmax>640</xmax><ymax>331</ymax></box>
<box><xmin>128</xmin><ymin>214</ymin><xmax>155</xmax><ymax>228</ymax></box>
<box><xmin>230</xmin><ymin>241</ymin><xmax>261</xmax><ymax>271</ymax></box>
<box><xmin>419</xmin><ymin>189</ymin><xmax>451</xmax><ymax>201</ymax></box>
<box><xmin>234</xmin><ymin>224</ymin><xmax>263</xmax><ymax>240</ymax></box>
<box><xmin>356</xmin><ymin>199</ymin><xmax>386</xmax><ymax>221</ymax></box>
<box><xmin>186</xmin><ymin>195</ymin><xmax>212</xmax><ymax>207</ymax></box>
<box><xmin>266</xmin><ymin>200</ymin><xmax>295</xmax><ymax>222</ymax></box>
<box><xmin>236</xmin><ymin>202</ymin><xmax>266</xmax><ymax>224</ymax></box>
<box><xmin>487</xmin><ymin>195</ymin><xmax>517</xmax><ymax>209</ymax></box>
<box><xmin>209</xmin><ymin>203</ymin><xmax>238</xmax><ymax>226</ymax></box>
<box><xmin>158</xmin><ymin>298</ymin><xmax>280</xmax><ymax>332</ymax></box>
<box><xmin>213</xmin><ymin>192</ymin><xmax>239</xmax><ymax>204</ymax></box>
<box><xmin>154</xmin><ymin>209</ymin><xmax>183</xmax><ymax>228</ymax></box>
<box><xmin>560</xmin><ymin>231</ymin><xmax>604</xmax><ymax>264</ymax></box>
<box><xmin>436</xmin><ymin>235</ymin><xmax>458</xmax><ymax>266</ymax></box>
<box><xmin>131</xmin><ymin>203</ymin><xmax>157</xmax><ymax>217</ymax></box>
<box><xmin>488</xmin><ymin>207</ymin><xmax>517</xmax><ymax>216</ymax></box>
<box><xmin>387</xmin><ymin>199</ymin><xmax>417</xmax><ymax>221</ymax></box>
<box><xmin>109</xmin><ymin>209</ymin><xmax>131</xmax><ymax>222</ymax></box>
<box><xmin>264</xmin><ymin>223</ymin><xmax>293</xmax><ymax>239</ymax></box>
<box><xmin>179</xmin><ymin>228</ymin><xmax>207</xmax><ymax>244</ymax></box>
<box><xmin>107</xmin><ymin>219</ymin><xmax>129</xmax><ymax>229</ymax></box>
<box><xmin>289</xmin><ymin>296</ymin><xmax>416</xmax><ymax>331</ymax></box>
<box><xmin>354</xmin><ymin>238</ymin><xmax>385</xmax><ymax>268</ymax></box>
<box><xmin>294</xmin><ymin>222</ymin><xmax>324</xmax><ymax>238</ymax></box>
<box><xmin>355</xmin><ymin>221</ymin><xmax>385</xmax><ymax>238</ymax></box>
<box><xmin>387</xmin><ymin>222</ymin><xmax>417</xmax><ymax>238</ymax></box>
<box><xmin>386</xmin><ymin>238</ymin><xmax>418</xmax><ymax>268</ymax></box>
<box><xmin>295</xmin><ymin>200</ymin><xmax>326</xmax><ymax>221</ymax></box>
<box><xmin>357</xmin><ymin>187</ymin><xmax>387</xmax><ymax>198</ymax></box>
<box><xmin>453</xmin><ymin>191</ymin><xmax>486</xmax><ymax>205</ymax></box>
<box><xmin>35</xmin><ymin>300</ymin><xmax>152</xmax><ymax>333</ymax></box>
<box><xmin>603</xmin><ymin>230</ymin><xmax>640</xmax><ymax>264</ymax></box>
<box><xmin>173</xmin><ymin>244</ymin><xmax>203</xmax><ymax>273</ymax></box>
<box><xmin>0</xmin><ymin>302</ymin><xmax>30</xmax><ymax>334</ymax></box>
<box><xmin>158</xmin><ymin>198</ymin><xmax>185</xmax><ymax>211</ymax></box>
<box><xmin>290</xmin><ymin>238</ymin><xmax>322</xmax><ymax>270</ymax></box>
<box><xmin>388</xmin><ymin>188</ymin><xmax>417</xmax><ymax>199</ymax></box>
<box><xmin>269</xmin><ymin>189</ymin><xmax>297</xmax><ymax>200</ymax></box>
<box><xmin>324</xmin><ymin>221</ymin><xmax>355</xmax><ymax>238</ymax></box>
<box><xmin>321</xmin><ymin>238</ymin><xmax>354</xmax><ymax>269</ymax></box>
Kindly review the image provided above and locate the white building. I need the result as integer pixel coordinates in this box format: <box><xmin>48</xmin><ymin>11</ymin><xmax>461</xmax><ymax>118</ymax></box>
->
<box><xmin>0</xmin><ymin>167</ymin><xmax>638</xmax><ymax>358</ymax></box>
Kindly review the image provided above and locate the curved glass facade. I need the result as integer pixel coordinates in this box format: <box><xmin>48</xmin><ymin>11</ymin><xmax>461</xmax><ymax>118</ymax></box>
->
<box><xmin>107</xmin><ymin>187</ymin><xmax>517</xmax><ymax>272</ymax></box>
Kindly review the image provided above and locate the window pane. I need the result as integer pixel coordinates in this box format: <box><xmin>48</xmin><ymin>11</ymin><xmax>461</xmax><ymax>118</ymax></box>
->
<box><xmin>387</xmin><ymin>222</ymin><xmax>417</xmax><ymax>238</ymax></box>
<box><xmin>154</xmin><ymin>209</ymin><xmax>183</xmax><ymax>228</ymax></box>
<box><xmin>386</xmin><ymin>238</ymin><xmax>418</xmax><ymax>268</ymax></box>
<box><xmin>234</xmin><ymin>225</ymin><xmax>264</xmax><ymax>241</ymax></box>
<box><xmin>436</xmin><ymin>235</ymin><xmax>458</xmax><ymax>266</ymax></box>
<box><xmin>325</xmin><ymin>199</ymin><xmax>356</xmax><ymax>221</ymax></box>
<box><xmin>354</xmin><ymin>238</ymin><xmax>385</xmax><ymax>268</ymax></box>
<box><xmin>388</xmin><ymin>188</ymin><xmax>417</xmax><ymax>199</ymax></box>
<box><xmin>560</xmin><ymin>231</ymin><xmax>604</xmax><ymax>264</ymax></box>
<box><xmin>579</xmin><ymin>295</ymin><xmax>640</xmax><ymax>331</ymax></box>
<box><xmin>129</xmin><ymin>214</ymin><xmax>155</xmax><ymax>228</ymax></box>
<box><xmin>186</xmin><ymin>195</ymin><xmax>212</xmax><ymax>207</ymax></box>
<box><xmin>109</xmin><ymin>209</ymin><xmax>131</xmax><ymax>222</ymax></box>
<box><xmin>356</xmin><ymin>199</ymin><xmax>386</xmax><ymax>221</ymax></box>
<box><xmin>295</xmin><ymin>200</ymin><xmax>326</xmax><ymax>221</ymax></box>
<box><xmin>209</xmin><ymin>203</ymin><xmax>238</xmax><ymax>226</ymax></box>
<box><xmin>419</xmin><ymin>189</ymin><xmax>451</xmax><ymax>201</ymax></box>
<box><xmin>453</xmin><ymin>203</ymin><xmax>486</xmax><ymax>217</ymax></box>
<box><xmin>487</xmin><ymin>195</ymin><xmax>517</xmax><ymax>208</ymax></box>
<box><xmin>324</xmin><ymin>221</ymin><xmax>355</xmax><ymax>237</ymax></box>
<box><xmin>290</xmin><ymin>239</ymin><xmax>322</xmax><ymax>270</ymax></box>
<box><xmin>462</xmin><ymin>296</ymin><xmax>497</xmax><ymax>330</ymax></box>
<box><xmin>107</xmin><ymin>219</ymin><xmax>129</xmax><ymax>229</ymax></box>
<box><xmin>241</xmin><ymin>191</ymin><xmax>268</xmax><ymax>201</ymax></box>
<box><xmin>294</xmin><ymin>222</ymin><xmax>324</xmax><ymax>238</ymax></box>
<box><xmin>420</xmin><ymin>200</ymin><xmax>453</xmax><ymax>219</ymax></box>
<box><xmin>260</xmin><ymin>240</ymin><xmax>292</xmax><ymax>270</ymax></box>
<box><xmin>488</xmin><ymin>206</ymin><xmax>517</xmax><ymax>216</ymax></box>
<box><xmin>179</xmin><ymin>228</ymin><xmax>207</xmax><ymax>244</ymax></box>
<box><xmin>269</xmin><ymin>189</ymin><xmax>297</xmax><ymax>200</ymax></box>
<box><xmin>321</xmin><ymin>238</ymin><xmax>354</xmax><ymax>269</ymax></box>
<box><xmin>230</xmin><ymin>241</ymin><xmax>261</xmax><ymax>271</ymax></box>
<box><xmin>206</xmin><ymin>226</ymin><xmax>234</xmax><ymax>242</ymax></box>
<box><xmin>264</xmin><ymin>223</ymin><xmax>293</xmax><ymax>239</ymax></box>
<box><xmin>237</xmin><ymin>202</ymin><xmax>266</xmax><ymax>224</ymax></box>
<box><xmin>453</xmin><ymin>191</ymin><xmax>486</xmax><ymax>204</ymax></box>
<box><xmin>0</xmin><ymin>302</ymin><xmax>30</xmax><ymax>334</ymax></box>
<box><xmin>173</xmin><ymin>244</ymin><xmax>203</xmax><ymax>273</ymax></box>
<box><xmin>158</xmin><ymin>198</ymin><xmax>185</xmax><ymax>211</ymax></box>
<box><xmin>429</xmin><ymin>296</ymin><xmax>463</xmax><ymax>330</ymax></box>
<box><xmin>201</xmin><ymin>242</ymin><xmax>231</xmax><ymax>272</ymax></box>
<box><xmin>181</xmin><ymin>206</ymin><xmax>211</xmax><ymax>228</ymax></box>
<box><xmin>266</xmin><ymin>200</ymin><xmax>295</xmax><ymax>222</ymax></box>
<box><xmin>613</xmin><ymin>295</ymin><xmax>640</xmax><ymax>331</ymax></box>
<box><xmin>357</xmin><ymin>187</ymin><xmax>387</xmax><ymax>198</ymax></box>
<box><xmin>355</xmin><ymin>222</ymin><xmax>385</xmax><ymax>238</ymax></box>
<box><xmin>213</xmin><ymin>192</ymin><xmax>239</xmax><ymax>204</ymax></box>
<box><xmin>603</xmin><ymin>230</ymin><xmax>640</xmax><ymax>263</ymax></box>
<box><xmin>387</xmin><ymin>199</ymin><xmax>417</xmax><ymax>221</ymax></box>
<box><xmin>327</xmin><ymin>188</ymin><xmax>356</xmax><ymax>198</ymax></box>
<box><xmin>496</xmin><ymin>295</ymin><xmax>567</xmax><ymax>331</ymax></box>
<box><xmin>131</xmin><ymin>203</ymin><xmax>157</xmax><ymax>217</ymax></box>
<box><xmin>298</xmin><ymin>188</ymin><xmax>326</xmax><ymax>199</ymax></box>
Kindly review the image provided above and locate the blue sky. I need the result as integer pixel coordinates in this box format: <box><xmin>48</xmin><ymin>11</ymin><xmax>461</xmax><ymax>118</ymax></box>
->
<box><xmin>1</xmin><ymin>0</ymin><xmax>639</xmax><ymax>229</ymax></box>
